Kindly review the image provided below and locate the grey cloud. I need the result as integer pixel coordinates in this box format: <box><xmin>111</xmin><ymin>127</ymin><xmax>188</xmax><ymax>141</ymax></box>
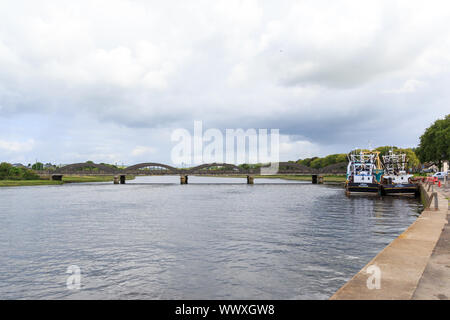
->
<box><xmin>1</xmin><ymin>1</ymin><xmax>450</xmax><ymax>164</ymax></box>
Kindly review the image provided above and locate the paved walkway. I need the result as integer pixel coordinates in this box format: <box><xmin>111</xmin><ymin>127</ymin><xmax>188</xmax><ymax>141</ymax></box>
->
<box><xmin>331</xmin><ymin>183</ymin><xmax>449</xmax><ymax>300</ymax></box>
<box><xmin>413</xmin><ymin>188</ymin><xmax>450</xmax><ymax>300</ymax></box>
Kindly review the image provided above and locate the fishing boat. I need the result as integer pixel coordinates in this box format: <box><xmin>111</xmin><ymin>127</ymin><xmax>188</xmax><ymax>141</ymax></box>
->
<box><xmin>381</xmin><ymin>150</ymin><xmax>418</xmax><ymax>196</ymax></box>
<box><xmin>345</xmin><ymin>150</ymin><xmax>383</xmax><ymax>195</ymax></box>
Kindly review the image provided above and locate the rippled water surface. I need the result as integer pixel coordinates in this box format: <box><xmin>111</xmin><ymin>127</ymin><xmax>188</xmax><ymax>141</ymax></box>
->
<box><xmin>0</xmin><ymin>176</ymin><xmax>422</xmax><ymax>299</ymax></box>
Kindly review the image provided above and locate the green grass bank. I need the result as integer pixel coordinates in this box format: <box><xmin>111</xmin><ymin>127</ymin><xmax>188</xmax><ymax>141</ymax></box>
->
<box><xmin>0</xmin><ymin>175</ymin><xmax>135</xmax><ymax>187</ymax></box>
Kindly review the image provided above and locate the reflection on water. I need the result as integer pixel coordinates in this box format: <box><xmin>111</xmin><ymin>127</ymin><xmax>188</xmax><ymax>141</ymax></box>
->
<box><xmin>126</xmin><ymin>175</ymin><xmax>309</xmax><ymax>184</ymax></box>
<box><xmin>0</xmin><ymin>176</ymin><xmax>422</xmax><ymax>299</ymax></box>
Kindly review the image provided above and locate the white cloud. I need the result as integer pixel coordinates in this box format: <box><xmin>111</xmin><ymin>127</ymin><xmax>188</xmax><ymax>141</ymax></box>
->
<box><xmin>279</xmin><ymin>136</ymin><xmax>321</xmax><ymax>161</ymax></box>
<box><xmin>383</xmin><ymin>79</ymin><xmax>427</xmax><ymax>94</ymax></box>
<box><xmin>131</xmin><ymin>146</ymin><xmax>157</xmax><ymax>157</ymax></box>
<box><xmin>0</xmin><ymin>139</ymin><xmax>34</xmax><ymax>153</ymax></box>
<box><xmin>0</xmin><ymin>1</ymin><xmax>449</xmax><ymax>164</ymax></box>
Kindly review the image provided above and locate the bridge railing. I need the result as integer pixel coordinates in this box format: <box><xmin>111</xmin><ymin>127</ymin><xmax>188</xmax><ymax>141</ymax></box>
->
<box><xmin>46</xmin><ymin>161</ymin><xmax>348</xmax><ymax>176</ymax></box>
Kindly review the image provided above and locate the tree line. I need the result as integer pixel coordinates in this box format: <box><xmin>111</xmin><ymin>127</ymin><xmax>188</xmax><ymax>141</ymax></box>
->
<box><xmin>415</xmin><ymin>114</ymin><xmax>449</xmax><ymax>170</ymax></box>
<box><xmin>296</xmin><ymin>114</ymin><xmax>449</xmax><ymax>171</ymax></box>
<box><xmin>0</xmin><ymin>163</ymin><xmax>40</xmax><ymax>180</ymax></box>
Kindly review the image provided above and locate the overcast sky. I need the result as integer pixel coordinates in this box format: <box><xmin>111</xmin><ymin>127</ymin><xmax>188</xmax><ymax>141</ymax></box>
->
<box><xmin>1</xmin><ymin>0</ymin><xmax>449</xmax><ymax>165</ymax></box>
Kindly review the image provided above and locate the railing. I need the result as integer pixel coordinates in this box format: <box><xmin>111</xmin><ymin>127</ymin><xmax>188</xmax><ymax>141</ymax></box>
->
<box><xmin>418</xmin><ymin>176</ymin><xmax>448</xmax><ymax>210</ymax></box>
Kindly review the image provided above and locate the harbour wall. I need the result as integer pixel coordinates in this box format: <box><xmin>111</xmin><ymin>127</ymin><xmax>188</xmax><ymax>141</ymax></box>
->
<box><xmin>330</xmin><ymin>181</ymin><xmax>449</xmax><ymax>299</ymax></box>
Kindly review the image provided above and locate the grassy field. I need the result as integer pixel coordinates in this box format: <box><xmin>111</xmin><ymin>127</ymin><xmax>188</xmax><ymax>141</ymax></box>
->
<box><xmin>0</xmin><ymin>180</ymin><xmax>63</xmax><ymax>187</ymax></box>
<box><xmin>0</xmin><ymin>175</ymin><xmax>135</xmax><ymax>187</ymax></box>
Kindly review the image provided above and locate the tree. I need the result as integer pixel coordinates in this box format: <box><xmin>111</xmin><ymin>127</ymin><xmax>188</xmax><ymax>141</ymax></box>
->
<box><xmin>296</xmin><ymin>157</ymin><xmax>318</xmax><ymax>167</ymax></box>
<box><xmin>0</xmin><ymin>162</ymin><xmax>12</xmax><ymax>180</ymax></box>
<box><xmin>298</xmin><ymin>154</ymin><xmax>347</xmax><ymax>169</ymax></box>
<box><xmin>415</xmin><ymin>115</ymin><xmax>450</xmax><ymax>170</ymax></box>
<box><xmin>376</xmin><ymin>146</ymin><xmax>398</xmax><ymax>157</ymax></box>
<box><xmin>0</xmin><ymin>162</ymin><xmax>39</xmax><ymax>180</ymax></box>
<box><xmin>32</xmin><ymin>162</ymin><xmax>44</xmax><ymax>170</ymax></box>
<box><xmin>399</xmin><ymin>148</ymin><xmax>420</xmax><ymax>170</ymax></box>
<box><xmin>376</xmin><ymin>146</ymin><xmax>420</xmax><ymax>170</ymax></box>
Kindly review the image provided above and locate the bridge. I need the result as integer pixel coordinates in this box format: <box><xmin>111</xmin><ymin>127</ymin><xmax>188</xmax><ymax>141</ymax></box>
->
<box><xmin>47</xmin><ymin>161</ymin><xmax>347</xmax><ymax>184</ymax></box>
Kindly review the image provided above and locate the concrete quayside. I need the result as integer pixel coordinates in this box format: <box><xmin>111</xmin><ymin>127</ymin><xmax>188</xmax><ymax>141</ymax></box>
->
<box><xmin>331</xmin><ymin>179</ymin><xmax>450</xmax><ymax>300</ymax></box>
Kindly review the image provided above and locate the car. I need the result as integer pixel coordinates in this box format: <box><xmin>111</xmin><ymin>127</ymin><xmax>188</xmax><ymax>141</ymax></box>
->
<box><xmin>432</xmin><ymin>171</ymin><xmax>448</xmax><ymax>179</ymax></box>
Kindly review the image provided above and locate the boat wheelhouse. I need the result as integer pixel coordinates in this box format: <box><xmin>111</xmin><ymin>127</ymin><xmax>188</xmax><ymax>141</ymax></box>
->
<box><xmin>381</xmin><ymin>150</ymin><xmax>418</xmax><ymax>196</ymax></box>
<box><xmin>345</xmin><ymin>151</ymin><xmax>382</xmax><ymax>195</ymax></box>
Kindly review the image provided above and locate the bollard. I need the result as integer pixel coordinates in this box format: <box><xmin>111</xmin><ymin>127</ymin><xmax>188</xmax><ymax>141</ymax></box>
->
<box><xmin>120</xmin><ymin>175</ymin><xmax>126</xmax><ymax>184</ymax></box>
<box><xmin>318</xmin><ymin>176</ymin><xmax>324</xmax><ymax>184</ymax></box>
<box><xmin>433</xmin><ymin>192</ymin><xmax>439</xmax><ymax>210</ymax></box>
<box><xmin>180</xmin><ymin>175</ymin><xmax>188</xmax><ymax>184</ymax></box>
<box><xmin>247</xmin><ymin>175</ymin><xmax>254</xmax><ymax>184</ymax></box>
<box><xmin>312</xmin><ymin>175</ymin><xmax>318</xmax><ymax>184</ymax></box>
<box><xmin>113</xmin><ymin>176</ymin><xmax>119</xmax><ymax>184</ymax></box>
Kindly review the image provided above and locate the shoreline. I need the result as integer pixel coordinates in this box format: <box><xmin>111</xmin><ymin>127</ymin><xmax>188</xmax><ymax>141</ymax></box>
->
<box><xmin>0</xmin><ymin>174</ymin><xmax>345</xmax><ymax>187</ymax></box>
<box><xmin>0</xmin><ymin>175</ymin><xmax>136</xmax><ymax>187</ymax></box>
<box><xmin>330</xmin><ymin>181</ymin><xmax>449</xmax><ymax>300</ymax></box>
<box><xmin>198</xmin><ymin>174</ymin><xmax>347</xmax><ymax>183</ymax></box>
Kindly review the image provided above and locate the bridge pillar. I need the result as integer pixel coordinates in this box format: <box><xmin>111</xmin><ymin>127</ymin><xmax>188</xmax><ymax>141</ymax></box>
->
<box><xmin>312</xmin><ymin>174</ymin><xmax>318</xmax><ymax>184</ymax></box>
<box><xmin>180</xmin><ymin>175</ymin><xmax>188</xmax><ymax>184</ymax></box>
<box><xmin>119</xmin><ymin>175</ymin><xmax>126</xmax><ymax>184</ymax></box>
<box><xmin>51</xmin><ymin>174</ymin><xmax>63</xmax><ymax>181</ymax></box>
<box><xmin>247</xmin><ymin>175</ymin><xmax>254</xmax><ymax>184</ymax></box>
<box><xmin>318</xmin><ymin>175</ymin><xmax>324</xmax><ymax>184</ymax></box>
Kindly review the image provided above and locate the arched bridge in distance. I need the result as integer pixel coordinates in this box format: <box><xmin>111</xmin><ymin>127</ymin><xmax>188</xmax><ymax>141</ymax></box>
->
<box><xmin>49</xmin><ymin>161</ymin><xmax>347</xmax><ymax>184</ymax></box>
<box><xmin>53</xmin><ymin>161</ymin><xmax>346</xmax><ymax>175</ymax></box>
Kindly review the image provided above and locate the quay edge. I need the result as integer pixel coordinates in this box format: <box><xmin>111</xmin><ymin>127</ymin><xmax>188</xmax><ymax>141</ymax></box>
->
<box><xmin>330</xmin><ymin>181</ymin><xmax>449</xmax><ymax>300</ymax></box>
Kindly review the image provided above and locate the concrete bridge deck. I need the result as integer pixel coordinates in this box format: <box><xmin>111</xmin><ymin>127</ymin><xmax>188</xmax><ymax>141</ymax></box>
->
<box><xmin>47</xmin><ymin>161</ymin><xmax>347</xmax><ymax>175</ymax></box>
<box><xmin>39</xmin><ymin>161</ymin><xmax>346</xmax><ymax>184</ymax></box>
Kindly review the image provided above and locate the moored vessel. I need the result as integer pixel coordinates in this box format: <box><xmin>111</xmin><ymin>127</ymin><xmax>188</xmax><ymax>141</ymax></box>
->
<box><xmin>381</xmin><ymin>150</ymin><xmax>418</xmax><ymax>196</ymax></box>
<box><xmin>345</xmin><ymin>150</ymin><xmax>382</xmax><ymax>195</ymax></box>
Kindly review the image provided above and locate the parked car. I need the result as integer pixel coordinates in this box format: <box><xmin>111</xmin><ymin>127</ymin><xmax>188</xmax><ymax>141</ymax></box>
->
<box><xmin>432</xmin><ymin>171</ymin><xmax>448</xmax><ymax>179</ymax></box>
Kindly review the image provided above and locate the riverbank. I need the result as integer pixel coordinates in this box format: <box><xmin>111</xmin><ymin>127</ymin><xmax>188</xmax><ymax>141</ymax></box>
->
<box><xmin>0</xmin><ymin>175</ymin><xmax>135</xmax><ymax>187</ymax></box>
<box><xmin>255</xmin><ymin>174</ymin><xmax>346</xmax><ymax>183</ymax></box>
<box><xmin>200</xmin><ymin>174</ymin><xmax>346</xmax><ymax>183</ymax></box>
<box><xmin>331</xmin><ymin>181</ymin><xmax>449</xmax><ymax>300</ymax></box>
<box><xmin>0</xmin><ymin>180</ymin><xmax>63</xmax><ymax>187</ymax></box>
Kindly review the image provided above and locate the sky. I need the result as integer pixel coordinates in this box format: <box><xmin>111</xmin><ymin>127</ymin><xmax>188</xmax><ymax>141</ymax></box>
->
<box><xmin>0</xmin><ymin>0</ymin><xmax>449</xmax><ymax>166</ymax></box>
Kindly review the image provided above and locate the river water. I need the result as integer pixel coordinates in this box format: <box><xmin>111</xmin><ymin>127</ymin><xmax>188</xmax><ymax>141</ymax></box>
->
<box><xmin>0</xmin><ymin>176</ymin><xmax>422</xmax><ymax>299</ymax></box>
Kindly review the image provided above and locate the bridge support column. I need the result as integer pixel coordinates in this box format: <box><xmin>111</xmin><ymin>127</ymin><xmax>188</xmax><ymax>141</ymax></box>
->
<box><xmin>312</xmin><ymin>174</ymin><xmax>318</xmax><ymax>184</ymax></box>
<box><xmin>247</xmin><ymin>175</ymin><xmax>254</xmax><ymax>184</ymax></box>
<box><xmin>119</xmin><ymin>175</ymin><xmax>126</xmax><ymax>184</ymax></box>
<box><xmin>180</xmin><ymin>175</ymin><xmax>188</xmax><ymax>184</ymax></box>
<box><xmin>318</xmin><ymin>175</ymin><xmax>324</xmax><ymax>184</ymax></box>
<box><xmin>51</xmin><ymin>174</ymin><xmax>63</xmax><ymax>181</ymax></box>
<box><xmin>113</xmin><ymin>176</ymin><xmax>119</xmax><ymax>184</ymax></box>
